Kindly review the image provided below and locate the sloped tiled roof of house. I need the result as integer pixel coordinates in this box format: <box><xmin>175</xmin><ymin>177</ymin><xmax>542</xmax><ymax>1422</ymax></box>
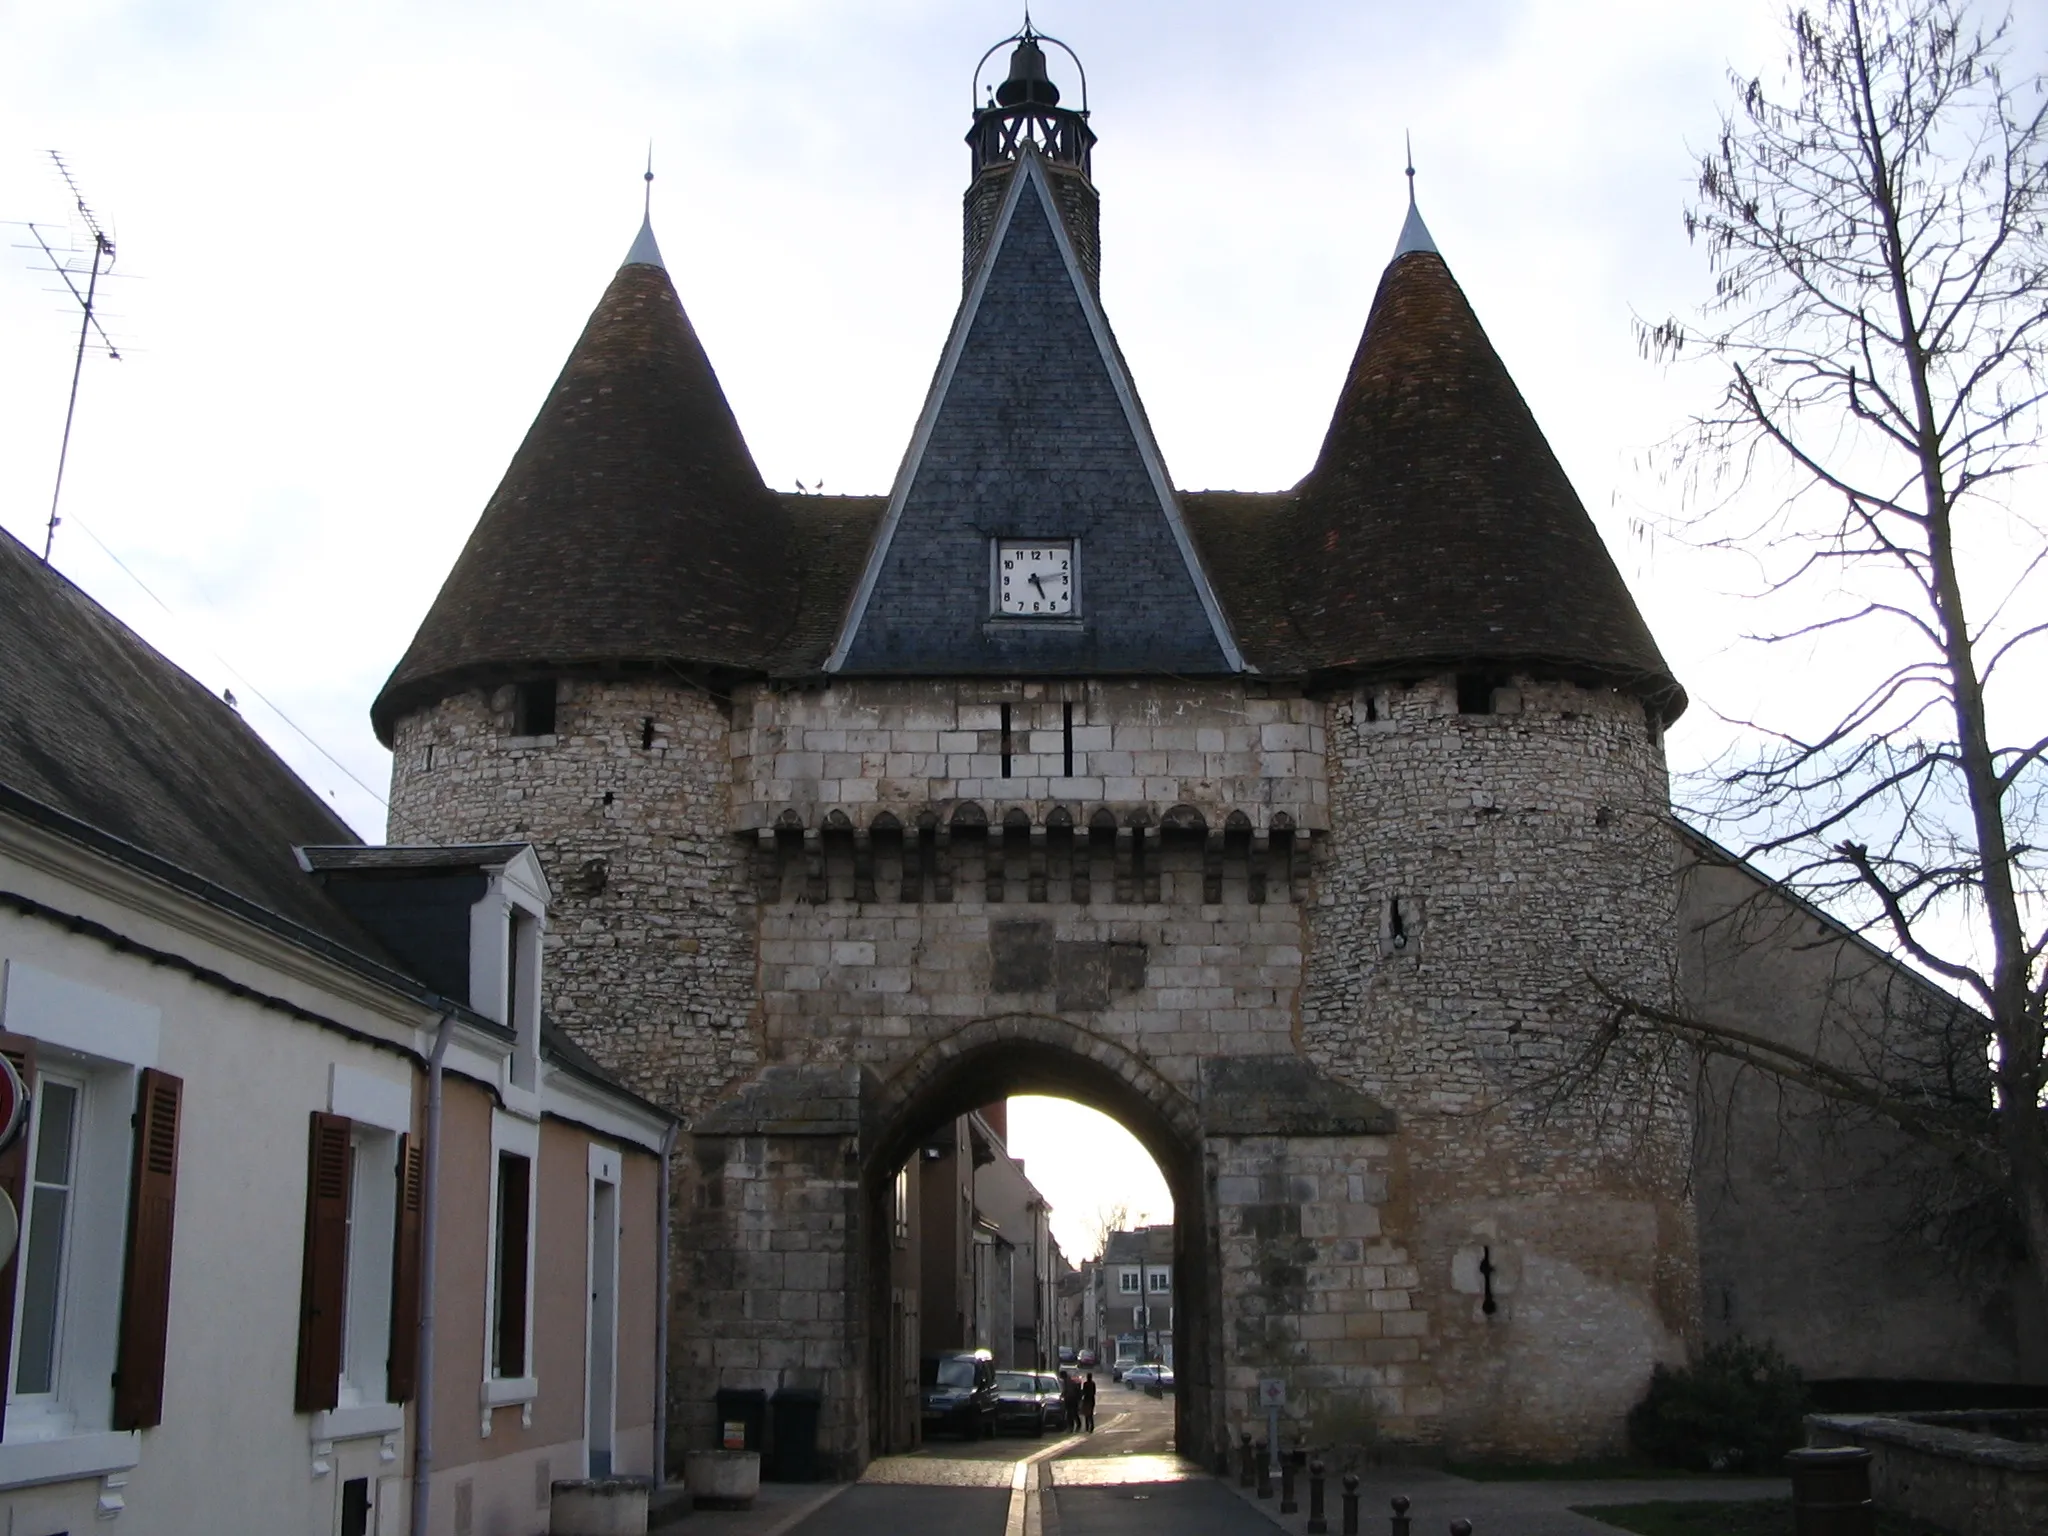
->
<box><xmin>0</xmin><ymin>523</ymin><xmax>377</xmax><ymax>952</ymax></box>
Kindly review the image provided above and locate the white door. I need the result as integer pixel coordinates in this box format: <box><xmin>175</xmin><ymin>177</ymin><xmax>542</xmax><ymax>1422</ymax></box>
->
<box><xmin>586</xmin><ymin>1149</ymin><xmax>621</xmax><ymax>1477</ymax></box>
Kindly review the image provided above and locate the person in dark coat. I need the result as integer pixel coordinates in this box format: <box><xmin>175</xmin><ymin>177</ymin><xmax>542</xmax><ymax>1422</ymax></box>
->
<box><xmin>1063</xmin><ymin>1371</ymin><xmax>1083</xmax><ymax>1429</ymax></box>
<box><xmin>1081</xmin><ymin>1371</ymin><xmax>1097</xmax><ymax>1432</ymax></box>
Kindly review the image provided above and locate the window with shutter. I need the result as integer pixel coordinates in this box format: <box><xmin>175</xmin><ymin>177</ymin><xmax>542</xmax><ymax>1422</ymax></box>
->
<box><xmin>112</xmin><ymin>1069</ymin><xmax>182</xmax><ymax>1430</ymax></box>
<box><xmin>295</xmin><ymin>1111</ymin><xmax>352</xmax><ymax>1413</ymax></box>
<box><xmin>0</xmin><ymin>1032</ymin><xmax>38</xmax><ymax>1442</ymax></box>
<box><xmin>386</xmin><ymin>1136</ymin><xmax>424</xmax><ymax>1403</ymax></box>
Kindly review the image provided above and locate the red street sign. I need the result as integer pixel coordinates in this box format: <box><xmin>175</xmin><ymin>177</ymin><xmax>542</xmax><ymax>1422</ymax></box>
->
<box><xmin>0</xmin><ymin>1054</ymin><xmax>25</xmax><ymax>1156</ymax></box>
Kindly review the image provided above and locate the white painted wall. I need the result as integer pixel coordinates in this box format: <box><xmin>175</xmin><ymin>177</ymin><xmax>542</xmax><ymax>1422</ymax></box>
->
<box><xmin>0</xmin><ymin>834</ymin><xmax>425</xmax><ymax>1536</ymax></box>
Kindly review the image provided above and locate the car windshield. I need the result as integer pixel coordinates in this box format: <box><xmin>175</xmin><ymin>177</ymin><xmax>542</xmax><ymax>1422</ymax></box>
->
<box><xmin>1037</xmin><ymin>1375</ymin><xmax>1060</xmax><ymax>1392</ymax></box>
<box><xmin>996</xmin><ymin>1372</ymin><xmax>1034</xmax><ymax>1391</ymax></box>
<box><xmin>935</xmin><ymin>1359</ymin><xmax>978</xmax><ymax>1388</ymax></box>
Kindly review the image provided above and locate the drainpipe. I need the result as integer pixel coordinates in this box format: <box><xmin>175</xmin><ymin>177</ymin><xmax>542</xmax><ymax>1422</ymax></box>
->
<box><xmin>654</xmin><ymin>1119</ymin><xmax>679</xmax><ymax>1487</ymax></box>
<box><xmin>411</xmin><ymin>1008</ymin><xmax>456</xmax><ymax>1536</ymax></box>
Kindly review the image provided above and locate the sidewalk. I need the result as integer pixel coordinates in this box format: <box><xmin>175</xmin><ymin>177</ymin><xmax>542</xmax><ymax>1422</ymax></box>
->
<box><xmin>1215</xmin><ymin>1464</ymin><xmax>1789</xmax><ymax>1536</ymax></box>
<box><xmin>649</xmin><ymin>1479</ymin><xmax>851</xmax><ymax>1536</ymax></box>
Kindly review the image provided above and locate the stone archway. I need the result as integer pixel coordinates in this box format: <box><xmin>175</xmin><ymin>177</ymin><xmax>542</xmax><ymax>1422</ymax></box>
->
<box><xmin>859</xmin><ymin>1014</ymin><xmax>1211</xmax><ymax>1462</ymax></box>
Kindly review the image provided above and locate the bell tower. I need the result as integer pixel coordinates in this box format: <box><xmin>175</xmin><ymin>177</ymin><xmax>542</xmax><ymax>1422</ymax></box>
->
<box><xmin>965</xmin><ymin>20</ymin><xmax>1099</xmax><ymax>289</ymax></box>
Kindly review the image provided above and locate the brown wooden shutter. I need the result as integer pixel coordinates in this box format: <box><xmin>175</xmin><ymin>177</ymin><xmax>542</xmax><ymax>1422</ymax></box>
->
<box><xmin>294</xmin><ymin>1110</ymin><xmax>352</xmax><ymax>1413</ymax></box>
<box><xmin>385</xmin><ymin>1134</ymin><xmax>424</xmax><ymax>1403</ymax></box>
<box><xmin>112</xmin><ymin>1068</ymin><xmax>183</xmax><ymax>1430</ymax></box>
<box><xmin>0</xmin><ymin>1032</ymin><xmax>38</xmax><ymax>1442</ymax></box>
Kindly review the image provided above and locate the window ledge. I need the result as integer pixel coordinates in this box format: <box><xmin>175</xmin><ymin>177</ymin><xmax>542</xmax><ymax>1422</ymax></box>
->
<box><xmin>313</xmin><ymin>1402</ymin><xmax>404</xmax><ymax>1442</ymax></box>
<box><xmin>481</xmin><ymin>1375</ymin><xmax>538</xmax><ymax>1409</ymax></box>
<box><xmin>0</xmin><ymin>1430</ymin><xmax>141</xmax><ymax>1490</ymax></box>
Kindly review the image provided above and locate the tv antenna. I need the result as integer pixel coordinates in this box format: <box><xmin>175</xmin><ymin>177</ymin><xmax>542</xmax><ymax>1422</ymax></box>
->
<box><xmin>17</xmin><ymin>152</ymin><xmax>123</xmax><ymax>561</ymax></box>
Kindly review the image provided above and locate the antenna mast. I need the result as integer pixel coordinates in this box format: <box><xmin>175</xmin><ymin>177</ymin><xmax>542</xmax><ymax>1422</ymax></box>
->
<box><xmin>27</xmin><ymin>152</ymin><xmax>122</xmax><ymax>562</ymax></box>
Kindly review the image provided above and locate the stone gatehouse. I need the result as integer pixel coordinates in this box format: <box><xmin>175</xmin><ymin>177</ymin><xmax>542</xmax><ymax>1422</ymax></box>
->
<box><xmin>373</xmin><ymin>22</ymin><xmax>1703</xmax><ymax>1473</ymax></box>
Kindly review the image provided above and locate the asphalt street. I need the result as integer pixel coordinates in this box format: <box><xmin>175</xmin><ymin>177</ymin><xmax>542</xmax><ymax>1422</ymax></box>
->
<box><xmin>769</xmin><ymin>1385</ymin><xmax>1790</xmax><ymax>1536</ymax></box>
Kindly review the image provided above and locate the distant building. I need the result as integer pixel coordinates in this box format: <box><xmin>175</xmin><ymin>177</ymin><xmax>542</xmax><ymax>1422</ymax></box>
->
<box><xmin>1095</xmin><ymin>1227</ymin><xmax>1174</xmax><ymax>1368</ymax></box>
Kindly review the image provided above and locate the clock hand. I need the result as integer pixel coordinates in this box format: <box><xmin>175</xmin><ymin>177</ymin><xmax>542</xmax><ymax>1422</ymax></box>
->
<box><xmin>1029</xmin><ymin>573</ymin><xmax>1046</xmax><ymax>595</ymax></box>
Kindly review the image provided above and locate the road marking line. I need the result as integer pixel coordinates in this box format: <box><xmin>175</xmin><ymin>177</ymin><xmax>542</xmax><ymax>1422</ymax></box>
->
<box><xmin>1006</xmin><ymin>1435</ymin><xmax>1087</xmax><ymax>1536</ymax></box>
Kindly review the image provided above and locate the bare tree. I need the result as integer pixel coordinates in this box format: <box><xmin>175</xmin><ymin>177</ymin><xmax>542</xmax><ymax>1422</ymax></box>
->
<box><xmin>1636</xmin><ymin>0</ymin><xmax>2048</xmax><ymax>1298</ymax></box>
<box><xmin>1085</xmin><ymin>1201</ymin><xmax>1130</xmax><ymax>1261</ymax></box>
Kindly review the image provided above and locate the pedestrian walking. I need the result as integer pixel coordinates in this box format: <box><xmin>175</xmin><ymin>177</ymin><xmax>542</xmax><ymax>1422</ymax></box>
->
<box><xmin>1081</xmin><ymin>1371</ymin><xmax>1096</xmax><ymax>1432</ymax></box>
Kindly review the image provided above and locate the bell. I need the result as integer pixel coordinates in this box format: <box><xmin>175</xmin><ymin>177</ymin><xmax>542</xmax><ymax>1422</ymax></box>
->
<box><xmin>995</xmin><ymin>36</ymin><xmax>1061</xmax><ymax>108</ymax></box>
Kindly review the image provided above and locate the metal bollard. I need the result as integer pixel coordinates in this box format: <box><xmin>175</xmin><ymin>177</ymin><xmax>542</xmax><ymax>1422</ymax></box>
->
<box><xmin>1306</xmin><ymin>1459</ymin><xmax>1327</xmax><ymax>1534</ymax></box>
<box><xmin>1281</xmin><ymin>1455</ymin><xmax>1298</xmax><ymax>1513</ymax></box>
<box><xmin>1450</xmin><ymin>1522</ymin><xmax>1473</xmax><ymax>1536</ymax></box>
<box><xmin>1390</xmin><ymin>1494</ymin><xmax>1411</xmax><ymax>1536</ymax></box>
<box><xmin>1257</xmin><ymin>1441</ymin><xmax>1273</xmax><ymax>1499</ymax></box>
<box><xmin>1342</xmin><ymin>1471</ymin><xmax>1360</xmax><ymax>1536</ymax></box>
<box><xmin>1239</xmin><ymin>1430</ymin><xmax>1255</xmax><ymax>1488</ymax></box>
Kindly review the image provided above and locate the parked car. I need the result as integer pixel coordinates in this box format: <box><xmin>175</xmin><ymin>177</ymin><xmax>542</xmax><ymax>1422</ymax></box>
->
<box><xmin>1123</xmin><ymin>1364</ymin><xmax>1160</xmax><ymax>1391</ymax></box>
<box><xmin>993</xmin><ymin>1370</ymin><xmax>1068</xmax><ymax>1435</ymax></box>
<box><xmin>921</xmin><ymin>1350</ymin><xmax>998</xmax><ymax>1439</ymax></box>
<box><xmin>1147</xmin><ymin>1365</ymin><xmax>1176</xmax><ymax>1396</ymax></box>
<box><xmin>1037</xmin><ymin>1371</ymin><xmax>1073</xmax><ymax>1429</ymax></box>
<box><xmin>1076</xmin><ymin>1349</ymin><xmax>1097</xmax><ymax>1367</ymax></box>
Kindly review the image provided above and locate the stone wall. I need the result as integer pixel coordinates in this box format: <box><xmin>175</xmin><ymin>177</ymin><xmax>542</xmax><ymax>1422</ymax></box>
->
<box><xmin>387</xmin><ymin>679</ymin><xmax>761</xmax><ymax>1114</ymax></box>
<box><xmin>386</xmin><ymin>666</ymin><xmax>1703</xmax><ymax>1468</ymax></box>
<box><xmin>1299</xmin><ymin>672</ymin><xmax>1696</xmax><ymax>1457</ymax></box>
<box><xmin>732</xmin><ymin>677</ymin><xmax>1326</xmax><ymax>834</ymax></box>
<box><xmin>1683</xmin><ymin>853</ymin><xmax>2044</xmax><ymax>1381</ymax></box>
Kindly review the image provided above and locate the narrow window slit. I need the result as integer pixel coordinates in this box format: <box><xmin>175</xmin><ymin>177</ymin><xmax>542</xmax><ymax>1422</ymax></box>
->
<box><xmin>1000</xmin><ymin>703</ymin><xmax>1012</xmax><ymax>779</ymax></box>
<box><xmin>513</xmin><ymin>679</ymin><xmax>556</xmax><ymax>736</ymax></box>
<box><xmin>640</xmin><ymin>717</ymin><xmax>655</xmax><ymax>749</ymax></box>
<box><xmin>1456</xmin><ymin>673</ymin><xmax>1497</xmax><ymax>715</ymax></box>
<box><xmin>1480</xmin><ymin>1246</ymin><xmax>1498</xmax><ymax>1315</ymax></box>
<box><xmin>1062</xmin><ymin>701</ymin><xmax>1075</xmax><ymax>776</ymax></box>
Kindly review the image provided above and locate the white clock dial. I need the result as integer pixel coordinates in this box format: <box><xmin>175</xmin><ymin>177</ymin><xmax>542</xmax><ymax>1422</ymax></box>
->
<box><xmin>996</xmin><ymin>540</ymin><xmax>1075</xmax><ymax>616</ymax></box>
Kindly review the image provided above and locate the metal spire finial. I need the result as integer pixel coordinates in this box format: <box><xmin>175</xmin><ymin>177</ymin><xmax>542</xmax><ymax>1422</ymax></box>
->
<box><xmin>625</xmin><ymin>147</ymin><xmax>666</xmax><ymax>269</ymax></box>
<box><xmin>1392</xmin><ymin>134</ymin><xmax>1439</xmax><ymax>259</ymax></box>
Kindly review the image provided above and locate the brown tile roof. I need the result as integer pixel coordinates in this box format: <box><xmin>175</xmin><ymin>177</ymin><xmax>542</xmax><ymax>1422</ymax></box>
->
<box><xmin>371</xmin><ymin>260</ymin><xmax>796</xmax><ymax>743</ymax></box>
<box><xmin>768</xmin><ymin>494</ymin><xmax>886</xmax><ymax>676</ymax></box>
<box><xmin>0</xmin><ymin>525</ymin><xmax>376</xmax><ymax>951</ymax></box>
<box><xmin>1285</xmin><ymin>250</ymin><xmax>1684</xmax><ymax>718</ymax></box>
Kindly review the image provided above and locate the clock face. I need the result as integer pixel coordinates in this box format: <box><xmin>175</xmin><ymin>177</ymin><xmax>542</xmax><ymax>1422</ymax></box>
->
<box><xmin>996</xmin><ymin>540</ymin><xmax>1075</xmax><ymax>616</ymax></box>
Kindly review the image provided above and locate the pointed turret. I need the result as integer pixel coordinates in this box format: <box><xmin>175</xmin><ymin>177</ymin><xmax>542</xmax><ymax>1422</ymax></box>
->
<box><xmin>1287</xmin><ymin>193</ymin><xmax>1683</xmax><ymax>718</ymax></box>
<box><xmin>372</xmin><ymin>212</ymin><xmax>793</xmax><ymax>742</ymax></box>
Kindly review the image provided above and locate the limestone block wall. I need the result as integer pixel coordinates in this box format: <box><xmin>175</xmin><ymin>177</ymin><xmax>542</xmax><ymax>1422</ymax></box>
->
<box><xmin>731</xmin><ymin>677</ymin><xmax>1327</xmax><ymax>833</ymax></box>
<box><xmin>759</xmin><ymin>904</ymin><xmax>1304</xmax><ymax>1085</ymax></box>
<box><xmin>386</xmin><ymin>680</ymin><xmax>761</xmax><ymax>1112</ymax></box>
<box><xmin>1300</xmin><ymin>672</ymin><xmax>1696</xmax><ymax>1457</ymax></box>
<box><xmin>1210</xmin><ymin>1134</ymin><xmax>1435</xmax><ymax>1444</ymax></box>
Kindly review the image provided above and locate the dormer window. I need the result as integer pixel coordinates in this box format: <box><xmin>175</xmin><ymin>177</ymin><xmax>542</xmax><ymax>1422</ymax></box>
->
<box><xmin>504</xmin><ymin>904</ymin><xmax>542</xmax><ymax>1092</ymax></box>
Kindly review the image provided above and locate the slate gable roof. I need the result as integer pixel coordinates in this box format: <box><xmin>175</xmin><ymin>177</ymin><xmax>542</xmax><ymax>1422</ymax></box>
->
<box><xmin>0</xmin><ymin>523</ymin><xmax>374</xmax><ymax>951</ymax></box>
<box><xmin>1286</xmin><ymin>247</ymin><xmax>1684</xmax><ymax>718</ymax></box>
<box><xmin>828</xmin><ymin>152</ymin><xmax>1240</xmax><ymax>676</ymax></box>
<box><xmin>371</xmin><ymin>247</ymin><xmax>795</xmax><ymax>743</ymax></box>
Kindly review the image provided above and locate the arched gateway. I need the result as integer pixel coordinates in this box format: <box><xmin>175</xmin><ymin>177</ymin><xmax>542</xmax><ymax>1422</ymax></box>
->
<box><xmin>375</xmin><ymin>21</ymin><xmax>1699</xmax><ymax>1475</ymax></box>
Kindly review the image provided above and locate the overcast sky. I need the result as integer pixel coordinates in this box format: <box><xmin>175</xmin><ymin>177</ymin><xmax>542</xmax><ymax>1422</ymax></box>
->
<box><xmin>5</xmin><ymin>1</ymin><xmax>2041</xmax><ymax>1247</ymax></box>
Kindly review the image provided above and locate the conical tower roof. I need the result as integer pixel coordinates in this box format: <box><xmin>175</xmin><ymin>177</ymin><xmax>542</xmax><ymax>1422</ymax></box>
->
<box><xmin>372</xmin><ymin>225</ymin><xmax>792</xmax><ymax>742</ymax></box>
<box><xmin>1287</xmin><ymin>216</ymin><xmax>1683</xmax><ymax>719</ymax></box>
